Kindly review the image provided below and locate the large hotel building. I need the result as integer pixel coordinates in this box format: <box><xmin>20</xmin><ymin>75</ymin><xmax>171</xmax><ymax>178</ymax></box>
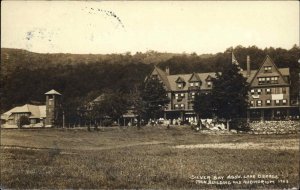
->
<box><xmin>150</xmin><ymin>55</ymin><xmax>299</xmax><ymax>121</ymax></box>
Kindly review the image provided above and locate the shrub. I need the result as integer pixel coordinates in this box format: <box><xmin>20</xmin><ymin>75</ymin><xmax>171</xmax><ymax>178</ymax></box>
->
<box><xmin>17</xmin><ymin>115</ymin><xmax>30</xmax><ymax>128</ymax></box>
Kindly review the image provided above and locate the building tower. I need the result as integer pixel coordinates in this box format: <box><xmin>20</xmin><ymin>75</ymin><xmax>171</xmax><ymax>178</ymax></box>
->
<box><xmin>45</xmin><ymin>89</ymin><xmax>62</xmax><ymax>126</ymax></box>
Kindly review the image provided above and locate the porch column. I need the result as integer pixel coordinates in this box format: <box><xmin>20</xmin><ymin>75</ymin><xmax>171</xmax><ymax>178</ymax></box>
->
<box><xmin>246</xmin><ymin>110</ymin><xmax>250</xmax><ymax>123</ymax></box>
<box><xmin>261</xmin><ymin>110</ymin><xmax>265</xmax><ymax>122</ymax></box>
<box><xmin>164</xmin><ymin>112</ymin><xmax>166</xmax><ymax>120</ymax></box>
<box><xmin>180</xmin><ymin>112</ymin><xmax>183</xmax><ymax>121</ymax></box>
<box><xmin>287</xmin><ymin>109</ymin><xmax>290</xmax><ymax>120</ymax></box>
<box><xmin>271</xmin><ymin>109</ymin><xmax>274</xmax><ymax>120</ymax></box>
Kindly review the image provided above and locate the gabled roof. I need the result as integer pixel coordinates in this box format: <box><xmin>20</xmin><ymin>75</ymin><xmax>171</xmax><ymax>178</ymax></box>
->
<box><xmin>188</xmin><ymin>73</ymin><xmax>201</xmax><ymax>82</ymax></box>
<box><xmin>249</xmin><ymin>55</ymin><xmax>289</xmax><ymax>85</ymax></box>
<box><xmin>1</xmin><ymin>104</ymin><xmax>46</xmax><ymax>120</ymax></box>
<box><xmin>149</xmin><ymin>57</ymin><xmax>290</xmax><ymax>92</ymax></box>
<box><xmin>45</xmin><ymin>89</ymin><xmax>62</xmax><ymax>95</ymax></box>
<box><xmin>205</xmin><ymin>75</ymin><xmax>212</xmax><ymax>81</ymax></box>
<box><xmin>167</xmin><ymin>72</ymin><xmax>217</xmax><ymax>91</ymax></box>
<box><xmin>240</xmin><ymin>70</ymin><xmax>258</xmax><ymax>83</ymax></box>
<box><xmin>175</xmin><ymin>76</ymin><xmax>186</xmax><ymax>83</ymax></box>
<box><xmin>151</xmin><ymin>66</ymin><xmax>171</xmax><ymax>90</ymax></box>
<box><xmin>92</xmin><ymin>94</ymin><xmax>105</xmax><ymax>103</ymax></box>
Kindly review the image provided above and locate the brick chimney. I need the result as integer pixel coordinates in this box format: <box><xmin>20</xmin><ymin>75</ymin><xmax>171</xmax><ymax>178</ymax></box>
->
<box><xmin>247</xmin><ymin>55</ymin><xmax>251</xmax><ymax>77</ymax></box>
<box><xmin>165</xmin><ymin>66</ymin><xmax>170</xmax><ymax>75</ymax></box>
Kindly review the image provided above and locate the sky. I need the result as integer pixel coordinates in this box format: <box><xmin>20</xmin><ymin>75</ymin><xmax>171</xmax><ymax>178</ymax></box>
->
<box><xmin>1</xmin><ymin>1</ymin><xmax>299</xmax><ymax>54</ymax></box>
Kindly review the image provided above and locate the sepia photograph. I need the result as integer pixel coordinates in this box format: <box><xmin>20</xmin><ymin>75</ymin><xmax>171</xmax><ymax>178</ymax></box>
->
<box><xmin>1</xmin><ymin>0</ymin><xmax>299</xmax><ymax>189</ymax></box>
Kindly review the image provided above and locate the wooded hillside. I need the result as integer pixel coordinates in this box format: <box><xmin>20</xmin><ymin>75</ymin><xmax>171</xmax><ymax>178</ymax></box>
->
<box><xmin>1</xmin><ymin>45</ymin><xmax>299</xmax><ymax>113</ymax></box>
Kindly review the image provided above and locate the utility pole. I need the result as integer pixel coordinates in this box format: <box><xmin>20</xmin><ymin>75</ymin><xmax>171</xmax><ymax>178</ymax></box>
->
<box><xmin>62</xmin><ymin>110</ymin><xmax>65</xmax><ymax>128</ymax></box>
<box><xmin>298</xmin><ymin>59</ymin><xmax>300</xmax><ymax>118</ymax></box>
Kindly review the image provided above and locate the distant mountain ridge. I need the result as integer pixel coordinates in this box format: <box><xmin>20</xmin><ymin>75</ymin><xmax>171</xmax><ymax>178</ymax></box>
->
<box><xmin>1</xmin><ymin>48</ymin><xmax>180</xmax><ymax>65</ymax></box>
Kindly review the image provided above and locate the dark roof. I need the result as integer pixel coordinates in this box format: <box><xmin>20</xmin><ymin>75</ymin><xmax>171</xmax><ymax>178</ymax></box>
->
<box><xmin>152</xmin><ymin>66</ymin><xmax>171</xmax><ymax>90</ymax></box>
<box><xmin>188</xmin><ymin>73</ymin><xmax>201</xmax><ymax>82</ymax></box>
<box><xmin>167</xmin><ymin>72</ymin><xmax>217</xmax><ymax>91</ymax></box>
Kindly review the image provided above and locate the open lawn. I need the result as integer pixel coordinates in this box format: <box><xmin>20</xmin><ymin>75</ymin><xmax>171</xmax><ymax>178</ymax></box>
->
<box><xmin>1</xmin><ymin>126</ymin><xmax>299</xmax><ymax>189</ymax></box>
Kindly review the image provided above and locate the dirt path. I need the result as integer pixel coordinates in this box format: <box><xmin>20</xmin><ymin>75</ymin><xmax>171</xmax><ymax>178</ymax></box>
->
<box><xmin>1</xmin><ymin>141</ymin><xmax>170</xmax><ymax>153</ymax></box>
<box><xmin>174</xmin><ymin>139</ymin><xmax>299</xmax><ymax>150</ymax></box>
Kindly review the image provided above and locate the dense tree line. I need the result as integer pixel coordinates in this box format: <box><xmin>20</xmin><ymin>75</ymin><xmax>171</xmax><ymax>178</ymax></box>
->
<box><xmin>1</xmin><ymin>45</ymin><xmax>299</xmax><ymax>125</ymax></box>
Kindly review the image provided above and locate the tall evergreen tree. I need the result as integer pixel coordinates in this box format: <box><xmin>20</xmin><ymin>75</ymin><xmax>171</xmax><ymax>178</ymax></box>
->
<box><xmin>141</xmin><ymin>77</ymin><xmax>169</xmax><ymax>121</ymax></box>
<box><xmin>211</xmin><ymin>63</ymin><xmax>250</xmax><ymax>129</ymax></box>
<box><xmin>193</xmin><ymin>92</ymin><xmax>213</xmax><ymax>119</ymax></box>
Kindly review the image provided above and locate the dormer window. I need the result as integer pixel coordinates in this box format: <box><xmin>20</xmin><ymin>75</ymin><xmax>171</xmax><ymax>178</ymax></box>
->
<box><xmin>152</xmin><ymin>74</ymin><xmax>158</xmax><ymax>79</ymax></box>
<box><xmin>207</xmin><ymin>81</ymin><xmax>212</xmax><ymax>87</ymax></box>
<box><xmin>264</xmin><ymin>66</ymin><xmax>272</xmax><ymax>73</ymax></box>
<box><xmin>195</xmin><ymin>82</ymin><xmax>199</xmax><ymax>86</ymax></box>
<box><xmin>190</xmin><ymin>83</ymin><xmax>194</xmax><ymax>87</ymax></box>
<box><xmin>176</xmin><ymin>77</ymin><xmax>186</xmax><ymax>89</ymax></box>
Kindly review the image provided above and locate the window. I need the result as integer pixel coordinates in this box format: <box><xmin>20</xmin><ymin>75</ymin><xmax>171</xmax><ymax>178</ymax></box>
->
<box><xmin>180</xmin><ymin>104</ymin><xmax>184</xmax><ymax>108</ymax></box>
<box><xmin>195</xmin><ymin>82</ymin><xmax>199</xmax><ymax>86</ymax></box>
<box><xmin>275</xmin><ymin>100</ymin><xmax>280</xmax><ymax>105</ymax></box>
<box><xmin>275</xmin><ymin>88</ymin><xmax>281</xmax><ymax>94</ymax></box>
<box><xmin>266</xmin><ymin>99</ymin><xmax>271</xmax><ymax>106</ymax></box>
<box><xmin>257</xmin><ymin>89</ymin><xmax>262</xmax><ymax>95</ymax></box>
<box><xmin>178</xmin><ymin>83</ymin><xmax>182</xmax><ymax>88</ymax></box>
<box><xmin>257</xmin><ymin>100</ymin><xmax>262</xmax><ymax>107</ymax></box>
<box><xmin>175</xmin><ymin>104</ymin><xmax>179</xmax><ymax>108</ymax></box>
<box><xmin>250</xmin><ymin>101</ymin><xmax>254</xmax><ymax>106</ymax></box>
<box><xmin>271</xmin><ymin>76</ymin><xmax>279</xmax><ymax>84</ymax></box>
<box><xmin>250</xmin><ymin>89</ymin><xmax>255</xmax><ymax>94</ymax></box>
<box><xmin>175</xmin><ymin>94</ymin><xmax>179</xmax><ymax>99</ymax></box>
<box><xmin>181</xmin><ymin>93</ymin><xmax>185</xmax><ymax>97</ymax></box>
<box><xmin>282</xmin><ymin>99</ymin><xmax>287</xmax><ymax>105</ymax></box>
<box><xmin>266</xmin><ymin>88</ymin><xmax>271</xmax><ymax>94</ymax></box>
<box><xmin>282</xmin><ymin>87</ymin><xmax>286</xmax><ymax>94</ymax></box>
<box><xmin>190</xmin><ymin>83</ymin><xmax>194</xmax><ymax>86</ymax></box>
<box><xmin>207</xmin><ymin>81</ymin><xmax>212</xmax><ymax>87</ymax></box>
<box><xmin>264</xmin><ymin>66</ymin><xmax>272</xmax><ymax>73</ymax></box>
<box><xmin>152</xmin><ymin>74</ymin><xmax>158</xmax><ymax>79</ymax></box>
<box><xmin>258</xmin><ymin>77</ymin><xmax>269</xmax><ymax>85</ymax></box>
<box><xmin>191</xmin><ymin>92</ymin><xmax>195</xmax><ymax>99</ymax></box>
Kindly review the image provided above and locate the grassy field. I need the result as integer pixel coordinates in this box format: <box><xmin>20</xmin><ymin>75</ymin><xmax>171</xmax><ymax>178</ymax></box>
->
<box><xmin>0</xmin><ymin>126</ymin><xmax>299</xmax><ymax>189</ymax></box>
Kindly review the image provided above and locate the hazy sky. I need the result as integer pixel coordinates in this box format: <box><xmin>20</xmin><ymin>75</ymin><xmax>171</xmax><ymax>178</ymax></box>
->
<box><xmin>1</xmin><ymin>1</ymin><xmax>299</xmax><ymax>54</ymax></box>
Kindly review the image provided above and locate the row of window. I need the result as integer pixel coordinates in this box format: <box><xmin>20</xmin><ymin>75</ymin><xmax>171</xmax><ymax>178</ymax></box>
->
<box><xmin>174</xmin><ymin>104</ymin><xmax>185</xmax><ymax>109</ymax></box>
<box><xmin>177</xmin><ymin>81</ymin><xmax>212</xmax><ymax>89</ymax></box>
<box><xmin>173</xmin><ymin>104</ymin><xmax>194</xmax><ymax>110</ymax></box>
<box><xmin>189</xmin><ymin>82</ymin><xmax>200</xmax><ymax>87</ymax></box>
<box><xmin>174</xmin><ymin>92</ymin><xmax>196</xmax><ymax>100</ymax></box>
<box><xmin>250</xmin><ymin>87</ymin><xmax>286</xmax><ymax>95</ymax></box>
<box><xmin>264</xmin><ymin>66</ymin><xmax>272</xmax><ymax>73</ymax></box>
<box><xmin>258</xmin><ymin>76</ymin><xmax>279</xmax><ymax>84</ymax></box>
<box><xmin>250</xmin><ymin>99</ymin><xmax>287</xmax><ymax>107</ymax></box>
